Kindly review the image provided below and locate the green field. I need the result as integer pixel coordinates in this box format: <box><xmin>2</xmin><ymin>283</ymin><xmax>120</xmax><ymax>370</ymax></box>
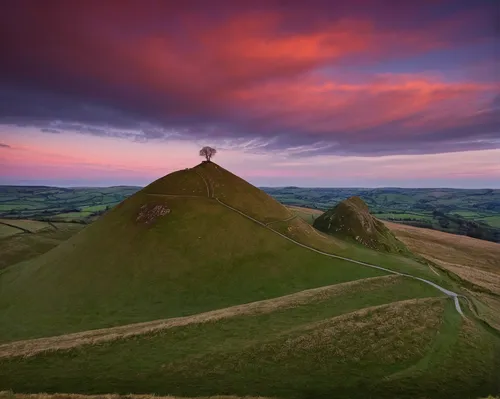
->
<box><xmin>0</xmin><ymin>221</ymin><xmax>84</xmax><ymax>270</ymax></box>
<box><xmin>0</xmin><ymin>163</ymin><xmax>499</xmax><ymax>398</ymax></box>
<box><xmin>374</xmin><ymin>212</ymin><xmax>432</xmax><ymax>221</ymax></box>
<box><xmin>479</xmin><ymin>216</ymin><xmax>500</xmax><ymax>228</ymax></box>
<box><xmin>264</xmin><ymin>187</ymin><xmax>500</xmax><ymax>243</ymax></box>
<box><xmin>0</xmin><ymin>186</ymin><xmax>139</xmax><ymax>223</ymax></box>
<box><xmin>1</xmin><ymin>292</ymin><xmax>498</xmax><ymax>398</ymax></box>
<box><xmin>0</xmin><ymin>219</ymin><xmax>53</xmax><ymax>233</ymax></box>
<box><xmin>1</xmin><ymin>184</ymin><xmax>499</xmax><ymax>241</ymax></box>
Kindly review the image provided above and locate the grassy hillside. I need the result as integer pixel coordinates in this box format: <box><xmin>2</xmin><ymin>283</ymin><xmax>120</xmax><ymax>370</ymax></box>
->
<box><xmin>0</xmin><ymin>224</ymin><xmax>22</xmax><ymax>239</ymax></box>
<box><xmin>0</xmin><ymin>163</ymin><xmax>387</xmax><ymax>342</ymax></box>
<box><xmin>386</xmin><ymin>221</ymin><xmax>500</xmax><ymax>331</ymax></box>
<box><xmin>287</xmin><ymin>205</ymin><xmax>323</xmax><ymax>225</ymax></box>
<box><xmin>1</xmin><ymin>295</ymin><xmax>499</xmax><ymax>399</ymax></box>
<box><xmin>1</xmin><ymin>163</ymin><xmax>499</xmax><ymax>399</ymax></box>
<box><xmin>0</xmin><ymin>186</ymin><xmax>139</xmax><ymax>223</ymax></box>
<box><xmin>312</xmin><ymin>196</ymin><xmax>410</xmax><ymax>254</ymax></box>
<box><xmin>0</xmin><ymin>222</ymin><xmax>84</xmax><ymax>270</ymax></box>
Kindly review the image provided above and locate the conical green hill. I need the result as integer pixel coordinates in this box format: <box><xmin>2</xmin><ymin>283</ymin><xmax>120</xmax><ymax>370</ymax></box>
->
<box><xmin>0</xmin><ymin>163</ymin><xmax>383</xmax><ymax>342</ymax></box>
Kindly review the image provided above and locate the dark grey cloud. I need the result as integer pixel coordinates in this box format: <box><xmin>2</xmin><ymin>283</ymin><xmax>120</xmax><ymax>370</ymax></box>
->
<box><xmin>0</xmin><ymin>143</ymin><xmax>11</xmax><ymax>148</ymax></box>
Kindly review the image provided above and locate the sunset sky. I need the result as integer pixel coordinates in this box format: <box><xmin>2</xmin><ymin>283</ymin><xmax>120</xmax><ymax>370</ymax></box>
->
<box><xmin>0</xmin><ymin>0</ymin><xmax>499</xmax><ymax>188</ymax></box>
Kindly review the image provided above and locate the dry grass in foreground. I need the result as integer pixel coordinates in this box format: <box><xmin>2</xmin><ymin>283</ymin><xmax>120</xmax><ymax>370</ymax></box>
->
<box><xmin>385</xmin><ymin>221</ymin><xmax>500</xmax><ymax>330</ymax></box>
<box><xmin>0</xmin><ymin>275</ymin><xmax>399</xmax><ymax>359</ymax></box>
<box><xmin>285</xmin><ymin>297</ymin><xmax>445</xmax><ymax>365</ymax></box>
<box><xmin>0</xmin><ymin>393</ymin><xmax>274</xmax><ymax>399</ymax></box>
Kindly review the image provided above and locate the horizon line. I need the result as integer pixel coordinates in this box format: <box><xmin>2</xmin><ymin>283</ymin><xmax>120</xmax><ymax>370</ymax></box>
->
<box><xmin>1</xmin><ymin>183</ymin><xmax>498</xmax><ymax>191</ymax></box>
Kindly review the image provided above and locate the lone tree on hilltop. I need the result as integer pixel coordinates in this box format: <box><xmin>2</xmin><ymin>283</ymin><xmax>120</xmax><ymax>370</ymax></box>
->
<box><xmin>199</xmin><ymin>146</ymin><xmax>217</xmax><ymax>162</ymax></box>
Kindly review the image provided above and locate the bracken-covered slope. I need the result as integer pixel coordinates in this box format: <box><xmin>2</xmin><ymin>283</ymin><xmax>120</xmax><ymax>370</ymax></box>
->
<box><xmin>0</xmin><ymin>163</ymin><xmax>385</xmax><ymax>342</ymax></box>
<box><xmin>313</xmin><ymin>196</ymin><xmax>410</xmax><ymax>254</ymax></box>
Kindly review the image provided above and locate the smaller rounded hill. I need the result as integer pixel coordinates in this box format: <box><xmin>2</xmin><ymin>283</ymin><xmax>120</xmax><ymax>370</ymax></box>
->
<box><xmin>313</xmin><ymin>196</ymin><xmax>411</xmax><ymax>254</ymax></box>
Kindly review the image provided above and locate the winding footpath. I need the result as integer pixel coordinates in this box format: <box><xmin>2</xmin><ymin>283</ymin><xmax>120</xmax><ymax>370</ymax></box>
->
<box><xmin>215</xmin><ymin>197</ymin><xmax>464</xmax><ymax>316</ymax></box>
<box><xmin>0</xmin><ymin>180</ymin><xmax>465</xmax><ymax>359</ymax></box>
<box><xmin>146</xmin><ymin>178</ymin><xmax>464</xmax><ymax>317</ymax></box>
<box><xmin>153</xmin><ymin>168</ymin><xmax>464</xmax><ymax>316</ymax></box>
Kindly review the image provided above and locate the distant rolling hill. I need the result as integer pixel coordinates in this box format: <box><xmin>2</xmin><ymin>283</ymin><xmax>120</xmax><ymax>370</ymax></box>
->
<box><xmin>0</xmin><ymin>220</ymin><xmax>84</xmax><ymax>270</ymax></box>
<box><xmin>0</xmin><ymin>185</ymin><xmax>140</xmax><ymax>223</ymax></box>
<box><xmin>263</xmin><ymin>186</ymin><xmax>500</xmax><ymax>243</ymax></box>
<box><xmin>0</xmin><ymin>163</ymin><xmax>499</xmax><ymax>399</ymax></box>
<box><xmin>2</xmin><ymin>184</ymin><xmax>499</xmax><ymax>242</ymax></box>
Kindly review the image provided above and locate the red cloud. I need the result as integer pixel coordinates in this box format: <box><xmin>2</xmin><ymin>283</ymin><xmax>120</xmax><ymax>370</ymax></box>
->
<box><xmin>0</xmin><ymin>3</ymin><xmax>460</xmax><ymax>96</ymax></box>
<box><xmin>0</xmin><ymin>1</ymin><xmax>498</xmax><ymax>156</ymax></box>
<box><xmin>229</xmin><ymin>74</ymin><xmax>498</xmax><ymax>136</ymax></box>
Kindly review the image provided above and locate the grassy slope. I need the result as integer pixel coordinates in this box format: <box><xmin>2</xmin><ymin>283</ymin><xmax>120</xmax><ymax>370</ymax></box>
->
<box><xmin>0</xmin><ymin>225</ymin><xmax>22</xmax><ymax>239</ymax></box>
<box><xmin>2</xmin><ymin>294</ymin><xmax>498</xmax><ymax>399</ymax></box>
<box><xmin>270</xmin><ymin>216</ymin><xmax>443</xmax><ymax>282</ymax></box>
<box><xmin>0</xmin><ymin>220</ymin><xmax>52</xmax><ymax>233</ymax></box>
<box><xmin>385</xmin><ymin>221</ymin><xmax>500</xmax><ymax>331</ymax></box>
<box><xmin>0</xmin><ymin>277</ymin><xmax>444</xmax><ymax>396</ymax></box>
<box><xmin>287</xmin><ymin>205</ymin><xmax>322</xmax><ymax>225</ymax></box>
<box><xmin>0</xmin><ymin>164</ymin><xmax>385</xmax><ymax>342</ymax></box>
<box><xmin>385</xmin><ymin>222</ymin><xmax>500</xmax><ymax>284</ymax></box>
<box><xmin>0</xmin><ymin>223</ymin><xmax>84</xmax><ymax>270</ymax></box>
<box><xmin>2</xmin><ymin>166</ymin><xmax>498</xmax><ymax>398</ymax></box>
<box><xmin>292</xmin><ymin>206</ymin><xmax>500</xmax><ymax>330</ymax></box>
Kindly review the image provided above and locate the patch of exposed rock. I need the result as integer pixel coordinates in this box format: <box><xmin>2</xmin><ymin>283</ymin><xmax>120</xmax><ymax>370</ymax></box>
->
<box><xmin>136</xmin><ymin>203</ymin><xmax>171</xmax><ymax>225</ymax></box>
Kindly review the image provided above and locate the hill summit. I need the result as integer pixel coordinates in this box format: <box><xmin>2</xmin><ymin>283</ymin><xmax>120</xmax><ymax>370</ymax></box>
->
<box><xmin>313</xmin><ymin>196</ymin><xmax>410</xmax><ymax>254</ymax></box>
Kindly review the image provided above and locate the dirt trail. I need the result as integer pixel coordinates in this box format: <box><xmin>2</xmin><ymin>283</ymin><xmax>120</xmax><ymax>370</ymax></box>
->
<box><xmin>142</xmin><ymin>187</ymin><xmax>465</xmax><ymax>317</ymax></box>
<box><xmin>190</xmin><ymin>170</ymin><xmax>464</xmax><ymax>316</ymax></box>
<box><xmin>214</xmin><ymin>198</ymin><xmax>464</xmax><ymax>316</ymax></box>
<box><xmin>0</xmin><ymin>276</ymin><xmax>397</xmax><ymax>359</ymax></box>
